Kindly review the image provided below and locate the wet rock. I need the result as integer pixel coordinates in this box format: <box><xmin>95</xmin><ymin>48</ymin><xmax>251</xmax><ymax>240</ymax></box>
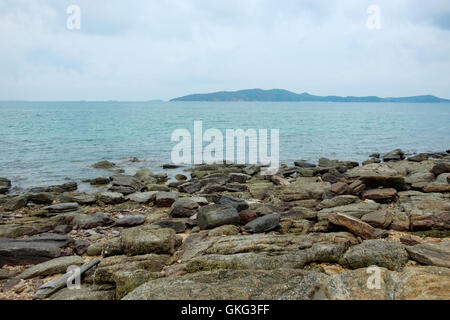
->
<box><xmin>198</xmin><ymin>204</ymin><xmax>240</xmax><ymax>230</ymax></box>
<box><xmin>175</xmin><ymin>174</ymin><xmax>187</xmax><ymax>181</ymax></box>
<box><xmin>109</xmin><ymin>175</ymin><xmax>145</xmax><ymax>195</ymax></box>
<box><xmin>406</xmin><ymin>241</ymin><xmax>450</xmax><ymax>267</ymax></box>
<box><xmin>134</xmin><ymin>168</ymin><xmax>158</xmax><ymax>184</ymax></box>
<box><xmin>431</xmin><ymin>162</ymin><xmax>450</xmax><ymax>176</ymax></box>
<box><xmin>362</xmin><ymin>188</ymin><xmax>397</xmax><ymax>202</ymax></box>
<box><xmin>244</xmin><ymin>214</ymin><xmax>280</xmax><ymax>233</ymax></box>
<box><xmin>125</xmin><ymin>191</ymin><xmax>157</xmax><ymax>204</ymax></box>
<box><xmin>169</xmin><ymin>198</ymin><xmax>199</xmax><ymax>217</ymax></box>
<box><xmin>3</xmin><ymin>196</ymin><xmax>28</xmax><ymax>211</ymax></box>
<box><xmin>208</xmin><ymin>225</ymin><xmax>240</xmax><ymax>237</ymax></box>
<box><xmin>153</xmin><ymin>220</ymin><xmax>186</xmax><ymax>233</ymax></box>
<box><xmin>48</xmin><ymin>182</ymin><xmax>78</xmax><ymax>193</ymax></box>
<box><xmin>217</xmin><ymin>195</ymin><xmax>249</xmax><ymax>212</ymax></box>
<box><xmin>28</xmin><ymin>193</ymin><xmax>54</xmax><ymax>205</ymax></box>
<box><xmin>90</xmin><ymin>177</ymin><xmax>110</xmax><ymax>185</ymax></box>
<box><xmin>408</xmin><ymin>153</ymin><xmax>429</xmax><ymax>162</ymax></box>
<box><xmin>361</xmin><ymin>210</ymin><xmax>393</xmax><ymax>229</ymax></box>
<box><xmin>121</xmin><ymin>226</ymin><xmax>177</xmax><ymax>255</ymax></box>
<box><xmin>328</xmin><ymin>212</ymin><xmax>378</xmax><ymax>240</ymax></box>
<box><xmin>115</xmin><ymin>215</ymin><xmax>146</xmax><ymax>227</ymax></box>
<box><xmin>383</xmin><ymin>149</ymin><xmax>405</xmax><ymax>162</ymax></box>
<box><xmin>316</xmin><ymin>195</ymin><xmax>359</xmax><ymax>210</ymax></box>
<box><xmin>156</xmin><ymin>192</ymin><xmax>178</xmax><ymax>207</ymax></box>
<box><xmin>0</xmin><ymin>177</ymin><xmax>11</xmax><ymax>194</ymax></box>
<box><xmin>98</xmin><ymin>192</ymin><xmax>125</xmax><ymax>204</ymax></box>
<box><xmin>92</xmin><ymin>160</ymin><xmax>116</xmax><ymax>169</ymax></box>
<box><xmin>294</xmin><ymin>160</ymin><xmax>316</xmax><ymax>168</ymax></box>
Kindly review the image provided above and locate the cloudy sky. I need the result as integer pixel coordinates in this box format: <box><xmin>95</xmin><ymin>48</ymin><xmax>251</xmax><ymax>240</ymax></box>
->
<box><xmin>0</xmin><ymin>0</ymin><xmax>449</xmax><ymax>100</ymax></box>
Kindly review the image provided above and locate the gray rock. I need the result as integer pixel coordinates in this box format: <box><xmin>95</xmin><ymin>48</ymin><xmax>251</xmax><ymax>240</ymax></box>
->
<box><xmin>43</xmin><ymin>202</ymin><xmax>79</xmax><ymax>214</ymax></box>
<box><xmin>50</xmin><ymin>285</ymin><xmax>115</xmax><ymax>300</ymax></box>
<box><xmin>28</xmin><ymin>193</ymin><xmax>54</xmax><ymax>205</ymax></box>
<box><xmin>406</xmin><ymin>241</ymin><xmax>450</xmax><ymax>267</ymax></box>
<box><xmin>109</xmin><ymin>175</ymin><xmax>145</xmax><ymax>195</ymax></box>
<box><xmin>217</xmin><ymin>195</ymin><xmax>249</xmax><ymax>212</ymax></box>
<box><xmin>90</xmin><ymin>177</ymin><xmax>110</xmax><ymax>185</ymax></box>
<box><xmin>178</xmin><ymin>181</ymin><xmax>202</xmax><ymax>194</ymax></box>
<box><xmin>294</xmin><ymin>160</ymin><xmax>316</xmax><ymax>168</ymax></box>
<box><xmin>169</xmin><ymin>198</ymin><xmax>199</xmax><ymax>217</ymax></box>
<box><xmin>121</xmin><ymin>226</ymin><xmax>177</xmax><ymax>255</ymax></box>
<box><xmin>73</xmin><ymin>240</ymin><xmax>90</xmax><ymax>255</ymax></box>
<box><xmin>48</xmin><ymin>182</ymin><xmax>78</xmax><ymax>193</ymax></box>
<box><xmin>361</xmin><ymin>210</ymin><xmax>393</xmax><ymax>229</ymax></box>
<box><xmin>98</xmin><ymin>191</ymin><xmax>125</xmax><ymax>204</ymax></box>
<box><xmin>316</xmin><ymin>195</ymin><xmax>359</xmax><ymax>210</ymax></box>
<box><xmin>0</xmin><ymin>238</ymin><xmax>61</xmax><ymax>266</ymax></box>
<box><xmin>431</xmin><ymin>162</ymin><xmax>450</xmax><ymax>176</ymax></box>
<box><xmin>0</xmin><ymin>177</ymin><xmax>11</xmax><ymax>194</ymax></box>
<box><xmin>115</xmin><ymin>215</ymin><xmax>146</xmax><ymax>227</ymax></box>
<box><xmin>383</xmin><ymin>149</ymin><xmax>405</xmax><ymax>162</ymax></box>
<box><xmin>229</xmin><ymin>173</ymin><xmax>251</xmax><ymax>183</ymax></box>
<box><xmin>18</xmin><ymin>256</ymin><xmax>84</xmax><ymax>279</ymax></box>
<box><xmin>60</xmin><ymin>192</ymin><xmax>97</xmax><ymax>205</ymax></box>
<box><xmin>208</xmin><ymin>225</ymin><xmax>240</xmax><ymax>237</ymax></box>
<box><xmin>340</xmin><ymin>239</ymin><xmax>408</xmax><ymax>270</ymax></box>
<box><xmin>198</xmin><ymin>204</ymin><xmax>240</xmax><ymax>230</ymax></box>
<box><xmin>73</xmin><ymin>213</ymin><xmax>112</xmax><ymax>229</ymax></box>
<box><xmin>126</xmin><ymin>191</ymin><xmax>157</xmax><ymax>204</ymax></box>
<box><xmin>245</xmin><ymin>214</ymin><xmax>280</xmax><ymax>233</ymax></box>
<box><xmin>3</xmin><ymin>196</ymin><xmax>28</xmax><ymax>211</ymax></box>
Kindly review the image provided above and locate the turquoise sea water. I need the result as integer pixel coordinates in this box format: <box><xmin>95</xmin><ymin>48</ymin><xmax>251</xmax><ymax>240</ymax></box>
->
<box><xmin>0</xmin><ymin>101</ymin><xmax>449</xmax><ymax>191</ymax></box>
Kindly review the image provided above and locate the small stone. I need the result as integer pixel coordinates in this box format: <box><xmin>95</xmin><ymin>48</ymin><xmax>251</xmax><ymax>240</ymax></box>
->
<box><xmin>90</xmin><ymin>177</ymin><xmax>110</xmax><ymax>185</ymax></box>
<box><xmin>431</xmin><ymin>162</ymin><xmax>450</xmax><ymax>176</ymax></box>
<box><xmin>362</xmin><ymin>188</ymin><xmax>397</xmax><ymax>201</ymax></box>
<box><xmin>73</xmin><ymin>240</ymin><xmax>90</xmax><ymax>255</ymax></box>
<box><xmin>208</xmin><ymin>225</ymin><xmax>240</xmax><ymax>237</ymax></box>
<box><xmin>156</xmin><ymin>192</ymin><xmax>178</xmax><ymax>207</ymax></box>
<box><xmin>92</xmin><ymin>160</ymin><xmax>116</xmax><ymax>169</ymax></box>
<box><xmin>153</xmin><ymin>220</ymin><xmax>186</xmax><ymax>233</ymax></box>
<box><xmin>361</xmin><ymin>210</ymin><xmax>393</xmax><ymax>229</ymax></box>
<box><xmin>115</xmin><ymin>215</ymin><xmax>146</xmax><ymax>227</ymax></box>
<box><xmin>169</xmin><ymin>198</ymin><xmax>199</xmax><ymax>218</ymax></box>
<box><xmin>330</xmin><ymin>182</ymin><xmax>349</xmax><ymax>195</ymax></box>
<box><xmin>198</xmin><ymin>204</ymin><xmax>240</xmax><ymax>230</ymax></box>
<box><xmin>244</xmin><ymin>214</ymin><xmax>280</xmax><ymax>233</ymax></box>
<box><xmin>98</xmin><ymin>192</ymin><xmax>125</xmax><ymax>204</ymax></box>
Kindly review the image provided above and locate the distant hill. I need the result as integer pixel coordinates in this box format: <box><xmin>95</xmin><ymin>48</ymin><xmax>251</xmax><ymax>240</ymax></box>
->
<box><xmin>171</xmin><ymin>89</ymin><xmax>450</xmax><ymax>103</ymax></box>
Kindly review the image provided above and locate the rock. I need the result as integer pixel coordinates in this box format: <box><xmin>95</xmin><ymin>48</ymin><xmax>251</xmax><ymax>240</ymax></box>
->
<box><xmin>125</xmin><ymin>191</ymin><xmax>157</xmax><ymax>204</ymax></box>
<box><xmin>0</xmin><ymin>238</ymin><xmax>61</xmax><ymax>266</ymax></box>
<box><xmin>294</xmin><ymin>160</ymin><xmax>316</xmax><ymax>168</ymax></box>
<box><xmin>73</xmin><ymin>213</ymin><xmax>112</xmax><ymax>229</ymax></box>
<box><xmin>92</xmin><ymin>160</ymin><xmax>116</xmax><ymax>169</ymax></box>
<box><xmin>121</xmin><ymin>226</ymin><xmax>177</xmax><ymax>255</ymax></box>
<box><xmin>156</xmin><ymin>192</ymin><xmax>178</xmax><ymax>207</ymax></box>
<box><xmin>340</xmin><ymin>239</ymin><xmax>409</xmax><ymax>270</ymax></box>
<box><xmin>98</xmin><ymin>192</ymin><xmax>125</xmax><ymax>204</ymax></box>
<box><xmin>318</xmin><ymin>202</ymin><xmax>381</xmax><ymax>221</ymax></box>
<box><xmin>330</xmin><ymin>182</ymin><xmax>349</xmax><ymax>195</ymax></box>
<box><xmin>278</xmin><ymin>180</ymin><xmax>330</xmax><ymax>201</ymax></box>
<box><xmin>406</xmin><ymin>241</ymin><xmax>450</xmax><ymax>267</ymax></box>
<box><xmin>238</xmin><ymin>210</ymin><xmax>258</xmax><ymax>224</ymax></box>
<box><xmin>190</xmin><ymin>196</ymin><xmax>209</xmax><ymax>205</ymax></box>
<box><xmin>115</xmin><ymin>215</ymin><xmax>146</xmax><ymax>227</ymax></box>
<box><xmin>28</xmin><ymin>193</ymin><xmax>54</xmax><ymax>205</ymax></box>
<box><xmin>18</xmin><ymin>256</ymin><xmax>84</xmax><ymax>279</ymax></box>
<box><xmin>0</xmin><ymin>177</ymin><xmax>11</xmax><ymax>194</ymax></box>
<box><xmin>362</xmin><ymin>158</ymin><xmax>381</xmax><ymax>165</ymax></box>
<box><xmin>208</xmin><ymin>225</ymin><xmax>240</xmax><ymax>237</ymax></box>
<box><xmin>153</xmin><ymin>220</ymin><xmax>186</xmax><ymax>233</ymax></box>
<box><xmin>43</xmin><ymin>202</ymin><xmax>79</xmax><ymax>214</ymax></box>
<box><xmin>175</xmin><ymin>174</ymin><xmax>187</xmax><ymax>181</ymax></box>
<box><xmin>348</xmin><ymin>180</ymin><xmax>365</xmax><ymax>195</ymax></box>
<box><xmin>229</xmin><ymin>173</ymin><xmax>251</xmax><ymax>183</ymax></box>
<box><xmin>73</xmin><ymin>240</ymin><xmax>90</xmax><ymax>255</ymax></box>
<box><xmin>408</xmin><ymin>153</ymin><xmax>429</xmax><ymax>162</ymax></box>
<box><xmin>405</xmin><ymin>172</ymin><xmax>435</xmax><ymax>184</ymax></box>
<box><xmin>362</xmin><ymin>188</ymin><xmax>397</xmax><ymax>201</ymax></box>
<box><xmin>431</xmin><ymin>162</ymin><xmax>450</xmax><ymax>176</ymax></box>
<box><xmin>383</xmin><ymin>149</ymin><xmax>405</xmax><ymax>162</ymax></box>
<box><xmin>90</xmin><ymin>177</ymin><xmax>110</xmax><ymax>185</ymax></box>
<box><xmin>200</xmin><ymin>183</ymin><xmax>227</xmax><ymax>194</ymax></box>
<box><xmin>146</xmin><ymin>184</ymin><xmax>170</xmax><ymax>192</ymax></box>
<box><xmin>316</xmin><ymin>195</ymin><xmax>359</xmax><ymax>210</ymax></box>
<box><xmin>47</xmin><ymin>182</ymin><xmax>78</xmax><ymax>193</ymax></box>
<box><xmin>109</xmin><ymin>175</ymin><xmax>145</xmax><ymax>195</ymax></box>
<box><xmin>169</xmin><ymin>198</ymin><xmax>199</xmax><ymax>217</ymax></box>
<box><xmin>244</xmin><ymin>214</ymin><xmax>280</xmax><ymax>233</ymax></box>
<box><xmin>53</xmin><ymin>225</ymin><xmax>72</xmax><ymax>234</ymax></box>
<box><xmin>49</xmin><ymin>285</ymin><xmax>115</xmax><ymax>300</ymax></box>
<box><xmin>328</xmin><ymin>212</ymin><xmax>378</xmax><ymax>239</ymax></box>
<box><xmin>3</xmin><ymin>196</ymin><xmax>28</xmax><ymax>211</ymax></box>
<box><xmin>217</xmin><ymin>195</ymin><xmax>249</xmax><ymax>212</ymax></box>
<box><xmin>198</xmin><ymin>204</ymin><xmax>240</xmax><ymax>230</ymax></box>
<box><xmin>248</xmin><ymin>181</ymin><xmax>274</xmax><ymax>199</ymax></box>
<box><xmin>361</xmin><ymin>210</ymin><xmax>393</xmax><ymax>229</ymax></box>
<box><xmin>60</xmin><ymin>192</ymin><xmax>96</xmax><ymax>205</ymax></box>
<box><xmin>243</xmin><ymin>165</ymin><xmax>260</xmax><ymax>175</ymax></box>
<box><xmin>178</xmin><ymin>181</ymin><xmax>202</xmax><ymax>194</ymax></box>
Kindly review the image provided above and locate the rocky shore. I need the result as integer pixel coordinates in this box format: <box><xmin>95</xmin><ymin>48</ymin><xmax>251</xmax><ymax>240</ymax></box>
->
<box><xmin>0</xmin><ymin>149</ymin><xmax>449</xmax><ymax>300</ymax></box>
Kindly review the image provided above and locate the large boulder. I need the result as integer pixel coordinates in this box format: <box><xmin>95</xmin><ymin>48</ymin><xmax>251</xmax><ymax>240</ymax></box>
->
<box><xmin>340</xmin><ymin>239</ymin><xmax>409</xmax><ymax>270</ymax></box>
<box><xmin>197</xmin><ymin>204</ymin><xmax>240</xmax><ymax>230</ymax></box>
<box><xmin>121</xmin><ymin>226</ymin><xmax>177</xmax><ymax>255</ymax></box>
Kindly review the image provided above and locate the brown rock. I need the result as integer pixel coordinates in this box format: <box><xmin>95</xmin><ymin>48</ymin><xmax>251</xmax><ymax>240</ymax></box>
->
<box><xmin>328</xmin><ymin>212</ymin><xmax>377</xmax><ymax>239</ymax></box>
<box><xmin>330</xmin><ymin>182</ymin><xmax>349</xmax><ymax>195</ymax></box>
<box><xmin>363</xmin><ymin>188</ymin><xmax>397</xmax><ymax>201</ymax></box>
<box><xmin>361</xmin><ymin>210</ymin><xmax>393</xmax><ymax>229</ymax></box>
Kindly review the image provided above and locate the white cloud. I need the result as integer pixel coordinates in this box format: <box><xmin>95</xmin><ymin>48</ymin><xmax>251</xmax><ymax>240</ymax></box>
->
<box><xmin>0</xmin><ymin>0</ymin><xmax>449</xmax><ymax>100</ymax></box>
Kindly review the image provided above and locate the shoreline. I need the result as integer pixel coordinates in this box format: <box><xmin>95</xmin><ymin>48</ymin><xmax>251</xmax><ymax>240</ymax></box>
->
<box><xmin>0</xmin><ymin>147</ymin><xmax>449</xmax><ymax>300</ymax></box>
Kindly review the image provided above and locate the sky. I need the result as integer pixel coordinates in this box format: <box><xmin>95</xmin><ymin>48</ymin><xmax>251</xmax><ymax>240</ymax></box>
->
<box><xmin>0</xmin><ymin>0</ymin><xmax>449</xmax><ymax>101</ymax></box>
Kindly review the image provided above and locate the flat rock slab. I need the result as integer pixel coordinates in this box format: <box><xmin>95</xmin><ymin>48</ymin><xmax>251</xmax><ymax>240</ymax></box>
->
<box><xmin>245</xmin><ymin>214</ymin><xmax>280</xmax><ymax>233</ymax></box>
<box><xmin>198</xmin><ymin>204</ymin><xmax>240</xmax><ymax>230</ymax></box>
<box><xmin>156</xmin><ymin>192</ymin><xmax>178</xmax><ymax>207</ymax></box>
<box><xmin>43</xmin><ymin>202</ymin><xmax>79</xmax><ymax>213</ymax></box>
<box><xmin>115</xmin><ymin>215</ymin><xmax>146</xmax><ymax>227</ymax></box>
<box><xmin>18</xmin><ymin>256</ymin><xmax>84</xmax><ymax>279</ymax></box>
<box><xmin>0</xmin><ymin>239</ymin><xmax>61</xmax><ymax>266</ymax></box>
<box><xmin>169</xmin><ymin>198</ymin><xmax>199</xmax><ymax>217</ymax></box>
<box><xmin>406</xmin><ymin>241</ymin><xmax>450</xmax><ymax>268</ymax></box>
<box><xmin>328</xmin><ymin>212</ymin><xmax>378</xmax><ymax>240</ymax></box>
<box><xmin>126</xmin><ymin>191</ymin><xmax>157</xmax><ymax>204</ymax></box>
<box><xmin>363</xmin><ymin>188</ymin><xmax>397</xmax><ymax>201</ymax></box>
<box><xmin>121</xmin><ymin>226</ymin><xmax>177</xmax><ymax>255</ymax></box>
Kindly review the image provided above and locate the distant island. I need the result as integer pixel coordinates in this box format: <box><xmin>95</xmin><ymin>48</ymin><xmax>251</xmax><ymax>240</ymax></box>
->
<box><xmin>171</xmin><ymin>89</ymin><xmax>450</xmax><ymax>103</ymax></box>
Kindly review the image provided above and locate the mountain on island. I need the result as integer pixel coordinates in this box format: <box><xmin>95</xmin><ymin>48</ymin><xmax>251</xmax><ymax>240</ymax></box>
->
<box><xmin>171</xmin><ymin>89</ymin><xmax>450</xmax><ymax>103</ymax></box>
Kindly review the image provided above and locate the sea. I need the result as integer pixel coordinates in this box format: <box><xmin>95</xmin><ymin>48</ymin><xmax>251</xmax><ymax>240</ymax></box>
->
<box><xmin>0</xmin><ymin>101</ymin><xmax>449</xmax><ymax>192</ymax></box>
